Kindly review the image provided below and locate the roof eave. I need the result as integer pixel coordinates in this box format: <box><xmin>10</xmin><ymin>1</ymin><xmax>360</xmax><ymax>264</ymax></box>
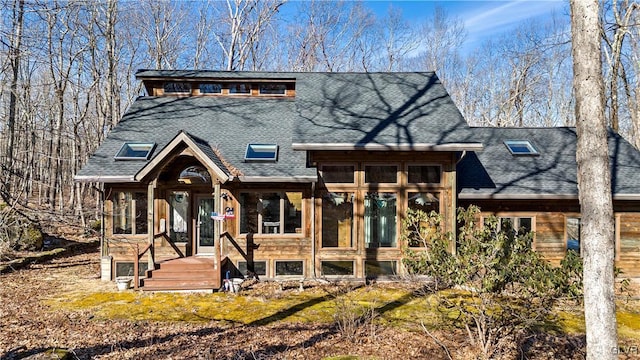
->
<box><xmin>74</xmin><ymin>175</ymin><xmax>136</xmax><ymax>183</ymax></box>
<box><xmin>237</xmin><ymin>175</ymin><xmax>318</xmax><ymax>183</ymax></box>
<box><xmin>292</xmin><ymin>143</ymin><xmax>484</xmax><ymax>151</ymax></box>
<box><xmin>459</xmin><ymin>192</ymin><xmax>640</xmax><ymax>201</ymax></box>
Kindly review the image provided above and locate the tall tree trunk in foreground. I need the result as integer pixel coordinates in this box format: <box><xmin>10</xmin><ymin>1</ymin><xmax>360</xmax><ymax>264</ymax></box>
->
<box><xmin>570</xmin><ymin>1</ymin><xmax>618</xmax><ymax>359</ymax></box>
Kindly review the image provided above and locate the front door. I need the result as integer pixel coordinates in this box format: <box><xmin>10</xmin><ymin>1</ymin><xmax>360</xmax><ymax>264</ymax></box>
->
<box><xmin>196</xmin><ymin>196</ymin><xmax>215</xmax><ymax>255</ymax></box>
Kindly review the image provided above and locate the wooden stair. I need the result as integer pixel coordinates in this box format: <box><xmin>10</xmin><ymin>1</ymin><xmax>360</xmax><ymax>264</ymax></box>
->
<box><xmin>142</xmin><ymin>257</ymin><xmax>222</xmax><ymax>291</ymax></box>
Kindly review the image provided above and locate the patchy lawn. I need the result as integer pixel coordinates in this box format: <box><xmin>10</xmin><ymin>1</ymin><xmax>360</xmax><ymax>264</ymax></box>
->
<box><xmin>1</xmin><ymin>239</ymin><xmax>639</xmax><ymax>359</ymax></box>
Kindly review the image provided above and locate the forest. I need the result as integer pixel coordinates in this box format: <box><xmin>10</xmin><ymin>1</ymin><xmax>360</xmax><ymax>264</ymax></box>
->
<box><xmin>0</xmin><ymin>0</ymin><xmax>638</xmax><ymax>233</ymax></box>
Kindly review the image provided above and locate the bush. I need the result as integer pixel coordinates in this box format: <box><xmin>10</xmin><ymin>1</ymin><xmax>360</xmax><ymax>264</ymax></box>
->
<box><xmin>402</xmin><ymin>206</ymin><xmax>583</xmax><ymax>359</ymax></box>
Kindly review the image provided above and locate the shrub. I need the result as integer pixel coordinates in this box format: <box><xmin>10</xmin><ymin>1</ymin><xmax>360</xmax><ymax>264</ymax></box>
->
<box><xmin>402</xmin><ymin>206</ymin><xmax>583</xmax><ymax>359</ymax></box>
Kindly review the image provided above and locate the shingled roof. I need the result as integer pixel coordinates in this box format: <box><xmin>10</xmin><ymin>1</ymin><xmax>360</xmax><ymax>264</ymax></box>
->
<box><xmin>457</xmin><ymin>127</ymin><xmax>640</xmax><ymax>199</ymax></box>
<box><xmin>75</xmin><ymin>71</ymin><xmax>482</xmax><ymax>183</ymax></box>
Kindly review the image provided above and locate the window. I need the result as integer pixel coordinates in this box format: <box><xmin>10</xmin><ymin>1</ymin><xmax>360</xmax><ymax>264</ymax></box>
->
<box><xmin>364</xmin><ymin>192</ymin><xmax>397</xmax><ymax>248</ymax></box>
<box><xmin>114</xmin><ymin>143</ymin><xmax>155</xmax><ymax>160</ymax></box>
<box><xmin>169</xmin><ymin>191</ymin><xmax>189</xmax><ymax>242</ymax></box>
<box><xmin>275</xmin><ymin>261</ymin><xmax>304</xmax><ymax>276</ymax></box>
<box><xmin>199</xmin><ymin>83</ymin><xmax>222</xmax><ymax>94</ymax></box>
<box><xmin>229</xmin><ymin>83</ymin><xmax>251</xmax><ymax>94</ymax></box>
<box><xmin>238</xmin><ymin>261</ymin><xmax>267</xmax><ymax>276</ymax></box>
<box><xmin>321</xmin><ymin>261</ymin><xmax>354</xmax><ymax>276</ymax></box>
<box><xmin>245</xmin><ymin>144</ymin><xmax>278</xmax><ymax>162</ymax></box>
<box><xmin>498</xmin><ymin>217</ymin><xmax>532</xmax><ymax>234</ymax></box>
<box><xmin>504</xmin><ymin>140</ymin><xmax>539</xmax><ymax>155</ymax></box>
<box><xmin>408</xmin><ymin>165</ymin><xmax>441</xmax><ymax>184</ymax></box>
<box><xmin>113</xmin><ymin>191</ymin><xmax>147</xmax><ymax>235</ymax></box>
<box><xmin>407</xmin><ymin>192</ymin><xmax>440</xmax><ymax>247</ymax></box>
<box><xmin>322</xmin><ymin>192</ymin><xmax>354</xmax><ymax>247</ymax></box>
<box><xmin>164</xmin><ymin>82</ymin><xmax>191</xmax><ymax>94</ymax></box>
<box><xmin>364</xmin><ymin>260</ymin><xmax>397</xmax><ymax>277</ymax></box>
<box><xmin>240</xmin><ymin>191</ymin><xmax>303</xmax><ymax>234</ymax></box>
<box><xmin>320</xmin><ymin>165</ymin><xmax>355</xmax><ymax>184</ymax></box>
<box><xmin>566</xmin><ymin>217</ymin><xmax>581</xmax><ymax>253</ymax></box>
<box><xmin>178</xmin><ymin>166</ymin><xmax>211</xmax><ymax>184</ymax></box>
<box><xmin>259</xmin><ymin>83</ymin><xmax>286</xmax><ymax>95</ymax></box>
<box><xmin>115</xmin><ymin>261</ymin><xmax>149</xmax><ymax>277</ymax></box>
<box><xmin>365</xmin><ymin>165</ymin><xmax>397</xmax><ymax>183</ymax></box>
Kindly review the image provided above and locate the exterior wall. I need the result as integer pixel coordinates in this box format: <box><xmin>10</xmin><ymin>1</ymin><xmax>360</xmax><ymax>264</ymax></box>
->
<box><xmin>310</xmin><ymin>151</ymin><xmax>458</xmax><ymax>279</ymax></box>
<box><xmin>461</xmin><ymin>199</ymin><xmax>640</xmax><ymax>277</ymax></box>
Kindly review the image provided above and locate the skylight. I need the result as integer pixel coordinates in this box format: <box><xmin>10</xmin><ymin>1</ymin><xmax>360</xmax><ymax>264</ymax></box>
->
<box><xmin>114</xmin><ymin>142</ymin><xmax>155</xmax><ymax>160</ymax></box>
<box><xmin>504</xmin><ymin>140</ymin><xmax>539</xmax><ymax>156</ymax></box>
<box><xmin>245</xmin><ymin>144</ymin><xmax>278</xmax><ymax>161</ymax></box>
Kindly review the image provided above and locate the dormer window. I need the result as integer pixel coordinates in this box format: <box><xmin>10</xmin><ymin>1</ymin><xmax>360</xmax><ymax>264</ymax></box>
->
<box><xmin>259</xmin><ymin>84</ymin><xmax>287</xmax><ymax>95</ymax></box>
<box><xmin>114</xmin><ymin>142</ymin><xmax>155</xmax><ymax>160</ymax></box>
<box><xmin>504</xmin><ymin>140</ymin><xmax>539</xmax><ymax>156</ymax></box>
<box><xmin>229</xmin><ymin>83</ymin><xmax>251</xmax><ymax>94</ymax></box>
<box><xmin>245</xmin><ymin>144</ymin><xmax>278</xmax><ymax>162</ymax></box>
<box><xmin>163</xmin><ymin>82</ymin><xmax>191</xmax><ymax>94</ymax></box>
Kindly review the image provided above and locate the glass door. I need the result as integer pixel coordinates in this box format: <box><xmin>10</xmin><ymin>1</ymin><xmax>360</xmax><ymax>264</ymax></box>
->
<box><xmin>196</xmin><ymin>196</ymin><xmax>215</xmax><ymax>255</ymax></box>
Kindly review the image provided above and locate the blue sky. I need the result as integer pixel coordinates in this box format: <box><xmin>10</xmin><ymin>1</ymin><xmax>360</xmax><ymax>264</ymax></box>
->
<box><xmin>364</xmin><ymin>0</ymin><xmax>569</xmax><ymax>51</ymax></box>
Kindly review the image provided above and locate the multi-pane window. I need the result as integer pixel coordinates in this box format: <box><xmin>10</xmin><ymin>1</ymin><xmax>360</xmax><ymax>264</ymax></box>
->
<box><xmin>498</xmin><ymin>217</ymin><xmax>533</xmax><ymax>234</ymax></box>
<box><xmin>240</xmin><ymin>192</ymin><xmax>303</xmax><ymax>234</ymax></box>
<box><xmin>364</xmin><ymin>192</ymin><xmax>397</xmax><ymax>248</ymax></box>
<box><xmin>322</xmin><ymin>192</ymin><xmax>354</xmax><ymax>247</ymax></box>
<box><xmin>115</xmin><ymin>261</ymin><xmax>149</xmax><ymax>277</ymax></box>
<box><xmin>113</xmin><ymin>191</ymin><xmax>148</xmax><ymax>235</ymax></box>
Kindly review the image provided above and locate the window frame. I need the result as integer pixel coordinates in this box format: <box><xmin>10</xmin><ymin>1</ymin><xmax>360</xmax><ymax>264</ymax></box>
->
<box><xmin>244</xmin><ymin>144</ymin><xmax>278</xmax><ymax>162</ymax></box>
<box><xmin>321</xmin><ymin>191</ymin><xmax>356</xmax><ymax>249</ymax></box>
<box><xmin>258</xmin><ymin>83</ymin><xmax>287</xmax><ymax>96</ymax></box>
<box><xmin>320</xmin><ymin>260</ymin><xmax>355</xmax><ymax>277</ymax></box>
<box><xmin>319</xmin><ymin>164</ymin><xmax>357</xmax><ymax>184</ymax></box>
<box><xmin>274</xmin><ymin>260</ymin><xmax>305</xmax><ymax>277</ymax></box>
<box><xmin>163</xmin><ymin>82</ymin><xmax>192</xmax><ymax>94</ymax></box>
<box><xmin>198</xmin><ymin>83</ymin><xmax>223</xmax><ymax>95</ymax></box>
<box><xmin>565</xmin><ymin>215</ymin><xmax>582</xmax><ymax>256</ymax></box>
<box><xmin>237</xmin><ymin>260</ymin><xmax>267</xmax><ymax>277</ymax></box>
<box><xmin>228</xmin><ymin>82</ymin><xmax>252</xmax><ymax>95</ymax></box>
<box><xmin>111</xmin><ymin>190</ymin><xmax>148</xmax><ymax>237</ymax></box>
<box><xmin>364</xmin><ymin>163</ymin><xmax>400</xmax><ymax>184</ymax></box>
<box><xmin>239</xmin><ymin>190</ymin><xmax>304</xmax><ymax>236</ymax></box>
<box><xmin>114</xmin><ymin>142</ymin><xmax>156</xmax><ymax>161</ymax></box>
<box><xmin>504</xmin><ymin>140</ymin><xmax>539</xmax><ymax>156</ymax></box>
<box><xmin>406</xmin><ymin>164</ymin><xmax>442</xmax><ymax>185</ymax></box>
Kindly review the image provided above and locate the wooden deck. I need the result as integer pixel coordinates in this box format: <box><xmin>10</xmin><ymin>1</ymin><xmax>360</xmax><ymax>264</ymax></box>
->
<box><xmin>142</xmin><ymin>257</ymin><xmax>222</xmax><ymax>291</ymax></box>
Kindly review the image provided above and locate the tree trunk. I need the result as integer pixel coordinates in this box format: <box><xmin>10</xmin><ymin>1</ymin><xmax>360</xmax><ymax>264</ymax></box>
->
<box><xmin>570</xmin><ymin>1</ymin><xmax>618</xmax><ymax>359</ymax></box>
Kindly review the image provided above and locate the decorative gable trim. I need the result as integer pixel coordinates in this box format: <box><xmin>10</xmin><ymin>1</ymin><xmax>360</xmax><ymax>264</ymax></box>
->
<box><xmin>134</xmin><ymin>131</ymin><xmax>231</xmax><ymax>183</ymax></box>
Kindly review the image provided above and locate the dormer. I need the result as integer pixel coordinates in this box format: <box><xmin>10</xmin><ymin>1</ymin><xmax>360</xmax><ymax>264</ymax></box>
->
<box><xmin>135</xmin><ymin>70</ymin><xmax>296</xmax><ymax>98</ymax></box>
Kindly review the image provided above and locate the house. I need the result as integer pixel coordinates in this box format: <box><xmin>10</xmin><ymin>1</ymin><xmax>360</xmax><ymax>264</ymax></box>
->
<box><xmin>75</xmin><ymin>70</ymin><xmax>640</xmax><ymax>290</ymax></box>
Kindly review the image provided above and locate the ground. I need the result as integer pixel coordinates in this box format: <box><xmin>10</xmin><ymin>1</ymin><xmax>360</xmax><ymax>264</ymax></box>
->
<box><xmin>0</xmin><ymin>237</ymin><xmax>638</xmax><ymax>360</ymax></box>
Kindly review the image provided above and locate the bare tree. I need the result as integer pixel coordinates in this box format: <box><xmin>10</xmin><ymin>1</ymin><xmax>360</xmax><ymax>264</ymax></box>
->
<box><xmin>570</xmin><ymin>1</ymin><xmax>617</xmax><ymax>359</ymax></box>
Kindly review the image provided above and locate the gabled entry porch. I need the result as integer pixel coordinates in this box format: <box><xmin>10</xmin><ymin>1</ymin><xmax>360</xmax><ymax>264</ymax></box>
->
<box><xmin>132</xmin><ymin>131</ymin><xmax>233</xmax><ymax>291</ymax></box>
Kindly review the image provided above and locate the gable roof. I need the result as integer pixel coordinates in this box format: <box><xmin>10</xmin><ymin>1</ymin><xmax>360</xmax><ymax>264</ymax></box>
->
<box><xmin>76</xmin><ymin>71</ymin><xmax>482</xmax><ymax>183</ymax></box>
<box><xmin>134</xmin><ymin>130</ymin><xmax>232</xmax><ymax>182</ymax></box>
<box><xmin>457</xmin><ymin>127</ymin><xmax>640</xmax><ymax>200</ymax></box>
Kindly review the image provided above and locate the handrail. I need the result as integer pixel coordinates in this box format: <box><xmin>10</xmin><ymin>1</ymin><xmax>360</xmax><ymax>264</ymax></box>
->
<box><xmin>133</xmin><ymin>243</ymin><xmax>152</xmax><ymax>290</ymax></box>
<box><xmin>154</xmin><ymin>232</ymin><xmax>185</xmax><ymax>258</ymax></box>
